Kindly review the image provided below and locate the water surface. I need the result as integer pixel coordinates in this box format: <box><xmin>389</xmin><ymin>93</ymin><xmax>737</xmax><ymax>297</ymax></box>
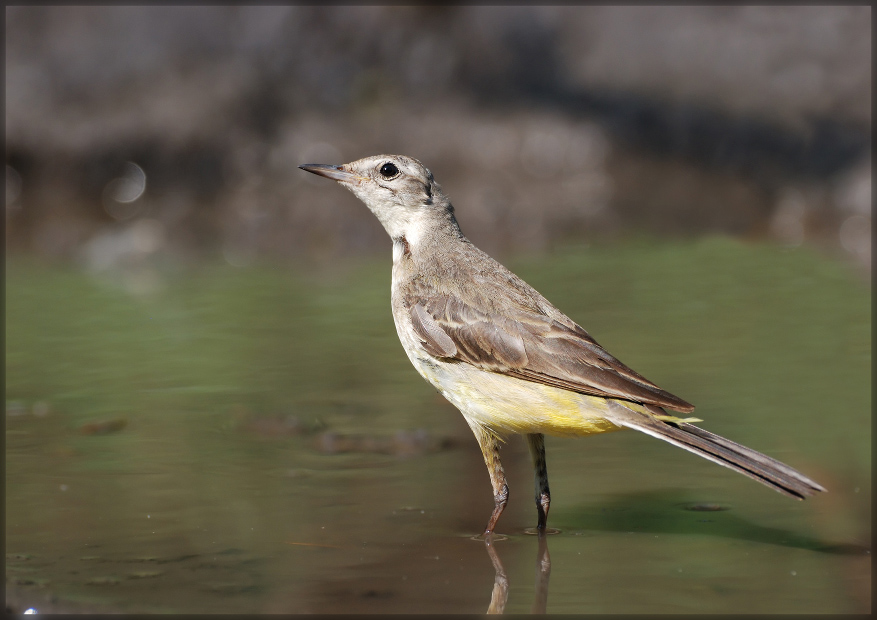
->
<box><xmin>6</xmin><ymin>239</ymin><xmax>870</xmax><ymax>613</ymax></box>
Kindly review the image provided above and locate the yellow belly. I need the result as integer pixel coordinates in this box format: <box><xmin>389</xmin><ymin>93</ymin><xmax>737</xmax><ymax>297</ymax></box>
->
<box><xmin>414</xmin><ymin>355</ymin><xmax>627</xmax><ymax>438</ymax></box>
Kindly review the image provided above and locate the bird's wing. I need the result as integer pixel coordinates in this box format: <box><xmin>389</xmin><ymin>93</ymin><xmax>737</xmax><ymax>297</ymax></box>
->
<box><xmin>408</xmin><ymin>293</ymin><xmax>694</xmax><ymax>412</ymax></box>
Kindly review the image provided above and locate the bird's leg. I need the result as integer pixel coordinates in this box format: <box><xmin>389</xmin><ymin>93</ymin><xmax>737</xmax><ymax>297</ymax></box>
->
<box><xmin>526</xmin><ymin>433</ymin><xmax>551</xmax><ymax>530</ymax></box>
<box><xmin>471</xmin><ymin>424</ymin><xmax>509</xmax><ymax>535</ymax></box>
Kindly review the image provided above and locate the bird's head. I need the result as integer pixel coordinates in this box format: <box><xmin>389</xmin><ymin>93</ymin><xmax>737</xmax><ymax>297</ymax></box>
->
<box><xmin>299</xmin><ymin>154</ymin><xmax>457</xmax><ymax>243</ymax></box>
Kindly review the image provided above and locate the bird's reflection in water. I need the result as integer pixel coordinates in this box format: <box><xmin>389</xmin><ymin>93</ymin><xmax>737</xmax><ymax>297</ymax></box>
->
<box><xmin>484</xmin><ymin>532</ymin><xmax>552</xmax><ymax>614</ymax></box>
<box><xmin>484</xmin><ymin>537</ymin><xmax>509</xmax><ymax>614</ymax></box>
<box><xmin>532</xmin><ymin>533</ymin><xmax>552</xmax><ymax>613</ymax></box>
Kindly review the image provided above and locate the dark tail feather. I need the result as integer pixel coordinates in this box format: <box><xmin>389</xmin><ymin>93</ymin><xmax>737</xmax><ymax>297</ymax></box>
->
<box><xmin>606</xmin><ymin>402</ymin><xmax>827</xmax><ymax>499</ymax></box>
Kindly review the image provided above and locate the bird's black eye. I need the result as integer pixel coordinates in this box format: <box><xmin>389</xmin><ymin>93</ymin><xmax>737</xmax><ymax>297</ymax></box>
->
<box><xmin>379</xmin><ymin>162</ymin><xmax>399</xmax><ymax>178</ymax></box>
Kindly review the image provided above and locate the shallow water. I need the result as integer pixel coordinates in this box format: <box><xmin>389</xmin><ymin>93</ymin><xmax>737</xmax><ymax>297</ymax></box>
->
<box><xmin>6</xmin><ymin>239</ymin><xmax>871</xmax><ymax>613</ymax></box>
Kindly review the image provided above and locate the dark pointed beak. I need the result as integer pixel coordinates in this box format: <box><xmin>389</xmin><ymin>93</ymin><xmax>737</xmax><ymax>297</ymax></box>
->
<box><xmin>299</xmin><ymin>164</ymin><xmax>364</xmax><ymax>183</ymax></box>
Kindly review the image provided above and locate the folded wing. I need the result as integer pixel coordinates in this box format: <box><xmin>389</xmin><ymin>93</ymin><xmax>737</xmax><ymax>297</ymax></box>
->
<box><xmin>409</xmin><ymin>294</ymin><xmax>694</xmax><ymax>413</ymax></box>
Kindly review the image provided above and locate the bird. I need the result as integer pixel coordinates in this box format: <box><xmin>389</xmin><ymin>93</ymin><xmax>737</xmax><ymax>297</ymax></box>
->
<box><xmin>299</xmin><ymin>154</ymin><xmax>826</xmax><ymax>535</ymax></box>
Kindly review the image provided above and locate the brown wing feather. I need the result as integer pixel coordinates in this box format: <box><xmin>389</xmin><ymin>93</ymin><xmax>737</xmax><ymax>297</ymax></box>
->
<box><xmin>408</xmin><ymin>294</ymin><xmax>694</xmax><ymax>413</ymax></box>
<box><xmin>410</xmin><ymin>303</ymin><xmax>457</xmax><ymax>357</ymax></box>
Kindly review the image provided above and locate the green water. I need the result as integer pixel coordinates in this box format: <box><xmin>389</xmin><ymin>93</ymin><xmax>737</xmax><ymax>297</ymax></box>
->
<box><xmin>6</xmin><ymin>238</ymin><xmax>870</xmax><ymax>613</ymax></box>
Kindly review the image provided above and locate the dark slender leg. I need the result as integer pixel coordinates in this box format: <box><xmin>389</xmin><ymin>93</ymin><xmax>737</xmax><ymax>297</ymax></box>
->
<box><xmin>469</xmin><ymin>423</ymin><xmax>509</xmax><ymax>535</ymax></box>
<box><xmin>526</xmin><ymin>433</ymin><xmax>551</xmax><ymax>530</ymax></box>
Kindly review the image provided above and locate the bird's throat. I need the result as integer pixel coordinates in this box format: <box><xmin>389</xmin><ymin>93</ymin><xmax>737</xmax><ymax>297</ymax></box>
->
<box><xmin>392</xmin><ymin>236</ymin><xmax>411</xmax><ymax>263</ymax></box>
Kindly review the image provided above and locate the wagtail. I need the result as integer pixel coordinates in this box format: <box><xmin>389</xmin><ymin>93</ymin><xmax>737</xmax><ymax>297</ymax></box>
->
<box><xmin>300</xmin><ymin>155</ymin><xmax>826</xmax><ymax>535</ymax></box>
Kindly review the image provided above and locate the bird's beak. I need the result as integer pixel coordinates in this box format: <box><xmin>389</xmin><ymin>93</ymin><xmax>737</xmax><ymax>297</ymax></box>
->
<box><xmin>299</xmin><ymin>164</ymin><xmax>365</xmax><ymax>184</ymax></box>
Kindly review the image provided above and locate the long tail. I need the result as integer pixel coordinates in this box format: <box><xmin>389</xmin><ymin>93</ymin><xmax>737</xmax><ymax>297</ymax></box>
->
<box><xmin>605</xmin><ymin>401</ymin><xmax>827</xmax><ymax>499</ymax></box>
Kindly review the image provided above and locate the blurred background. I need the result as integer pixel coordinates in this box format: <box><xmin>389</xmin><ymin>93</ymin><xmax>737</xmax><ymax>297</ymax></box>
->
<box><xmin>6</xmin><ymin>6</ymin><xmax>871</xmax><ymax>614</ymax></box>
<box><xmin>6</xmin><ymin>5</ymin><xmax>871</xmax><ymax>271</ymax></box>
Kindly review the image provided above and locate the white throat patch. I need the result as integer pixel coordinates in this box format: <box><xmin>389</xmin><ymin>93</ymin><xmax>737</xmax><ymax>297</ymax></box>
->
<box><xmin>392</xmin><ymin>238</ymin><xmax>407</xmax><ymax>263</ymax></box>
